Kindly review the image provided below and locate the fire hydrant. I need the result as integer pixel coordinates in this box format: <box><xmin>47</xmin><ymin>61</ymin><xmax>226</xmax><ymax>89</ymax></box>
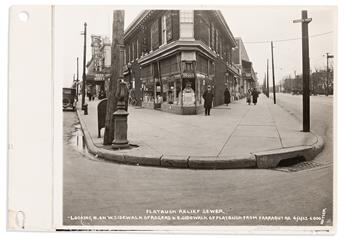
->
<box><xmin>112</xmin><ymin>81</ymin><xmax>130</xmax><ymax>149</ymax></box>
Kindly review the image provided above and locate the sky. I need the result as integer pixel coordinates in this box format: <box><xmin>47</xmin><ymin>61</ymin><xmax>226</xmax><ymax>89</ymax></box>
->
<box><xmin>54</xmin><ymin>6</ymin><xmax>337</xmax><ymax>88</ymax></box>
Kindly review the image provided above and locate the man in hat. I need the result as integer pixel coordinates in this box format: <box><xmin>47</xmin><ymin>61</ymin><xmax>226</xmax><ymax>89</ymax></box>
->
<box><xmin>203</xmin><ymin>85</ymin><xmax>214</xmax><ymax>116</ymax></box>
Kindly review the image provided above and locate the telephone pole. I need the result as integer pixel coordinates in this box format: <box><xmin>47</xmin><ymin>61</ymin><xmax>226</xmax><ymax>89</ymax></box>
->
<box><xmin>271</xmin><ymin>41</ymin><xmax>276</xmax><ymax>104</ymax></box>
<box><xmin>266</xmin><ymin>59</ymin><xmax>269</xmax><ymax>98</ymax></box>
<box><xmin>325</xmin><ymin>52</ymin><xmax>334</xmax><ymax>96</ymax></box>
<box><xmin>293</xmin><ymin>10</ymin><xmax>312</xmax><ymax>132</ymax></box>
<box><xmin>103</xmin><ymin>10</ymin><xmax>125</xmax><ymax>145</ymax></box>
<box><xmin>76</xmin><ymin>57</ymin><xmax>79</xmax><ymax>101</ymax></box>
<box><xmin>81</xmin><ymin>22</ymin><xmax>88</xmax><ymax>115</ymax></box>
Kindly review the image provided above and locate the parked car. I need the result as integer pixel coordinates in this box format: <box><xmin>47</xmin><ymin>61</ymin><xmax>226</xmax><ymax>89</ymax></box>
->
<box><xmin>63</xmin><ymin>87</ymin><xmax>77</xmax><ymax>111</ymax></box>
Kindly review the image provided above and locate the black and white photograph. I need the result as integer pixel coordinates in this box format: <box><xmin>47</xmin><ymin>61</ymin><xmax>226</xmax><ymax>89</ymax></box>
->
<box><xmin>59</xmin><ymin>6</ymin><xmax>336</xmax><ymax>230</ymax></box>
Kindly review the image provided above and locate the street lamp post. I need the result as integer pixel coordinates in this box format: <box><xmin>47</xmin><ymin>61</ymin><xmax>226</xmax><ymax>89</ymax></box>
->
<box><xmin>81</xmin><ymin>22</ymin><xmax>88</xmax><ymax>115</ymax></box>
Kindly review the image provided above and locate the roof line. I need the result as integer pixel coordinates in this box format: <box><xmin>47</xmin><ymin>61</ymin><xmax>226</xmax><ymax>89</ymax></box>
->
<box><xmin>215</xmin><ymin>10</ymin><xmax>237</xmax><ymax>47</ymax></box>
<box><xmin>124</xmin><ymin>10</ymin><xmax>150</xmax><ymax>38</ymax></box>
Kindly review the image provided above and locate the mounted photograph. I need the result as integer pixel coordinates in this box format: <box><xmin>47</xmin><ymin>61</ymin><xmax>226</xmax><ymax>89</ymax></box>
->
<box><xmin>57</xmin><ymin>5</ymin><xmax>336</xmax><ymax>232</ymax></box>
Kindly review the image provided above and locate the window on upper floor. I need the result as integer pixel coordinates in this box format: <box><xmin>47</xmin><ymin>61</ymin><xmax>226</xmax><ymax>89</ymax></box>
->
<box><xmin>180</xmin><ymin>10</ymin><xmax>193</xmax><ymax>23</ymax></box>
<box><xmin>166</xmin><ymin>13</ymin><xmax>172</xmax><ymax>42</ymax></box>
<box><xmin>215</xmin><ymin>29</ymin><xmax>219</xmax><ymax>53</ymax></box>
<box><xmin>180</xmin><ymin>10</ymin><xmax>194</xmax><ymax>40</ymax></box>
<box><xmin>210</xmin><ymin>23</ymin><xmax>215</xmax><ymax>50</ymax></box>
<box><xmin>185</xmin><ymin>62</ymin><xmax>193</xmax><ymax>72</ymax></box>
<box><xmin>132</xmin><ymin>41</ymin><xmax>135</xmax><ymax>60</ymax></box>
<box><xmin>151</xmin><ymin>20</ymin><xmax>159</xmax><ymax>50</ymax></box>
<box><xmin>161</xmin><ymin>12</ymin><xmax>173</xmax><ymax>45</ymax></box>
<box><xmin>161</xmin><ymin>15</ymin><xmax>167</xmax><ymax>45</ymax></box>
<box><xmin>127</xmin><ymin>46</ymin><xmax>130</xmax><ymax>63</ymax></box>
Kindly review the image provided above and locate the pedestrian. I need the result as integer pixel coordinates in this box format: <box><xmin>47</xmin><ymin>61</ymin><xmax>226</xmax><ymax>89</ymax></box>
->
<box><xmin>246</xmin><ymin>89</ymin><xmax>252</xmax><ymax>105</ymax></box>
<box><xmin>224</xmin><ymin>87</ymin><xmax>230</xmax><ymax>106</ymax></box>
<box><xmin>252</xmin><ymin>88</ymin><xmax>259</xmax><ymax>105</ymax></box>
<box><xmin>203</xmin><ymin>85</ymin><xmax>214</xmax><ymax>116</ymax></box>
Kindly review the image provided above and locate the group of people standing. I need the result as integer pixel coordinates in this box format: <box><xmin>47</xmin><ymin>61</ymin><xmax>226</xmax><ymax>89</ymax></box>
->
<box><xmin>202</xmin><ymin>86</ymin><xmax>259</xmax><ymax>116</ymax></box>
<box><xmin>246</xmin><ymin>88</ymin><xmax>259</xmax><ymax>105</ymax></box>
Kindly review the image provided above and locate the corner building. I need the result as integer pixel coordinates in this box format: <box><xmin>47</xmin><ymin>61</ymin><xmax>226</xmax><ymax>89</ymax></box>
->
<box><xmin>124</xmin><ymin>10</ymin><xmax>241</xmax><ymax>114</ymax></box>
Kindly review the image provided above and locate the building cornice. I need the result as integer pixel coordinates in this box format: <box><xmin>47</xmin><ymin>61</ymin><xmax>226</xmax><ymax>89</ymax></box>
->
<box><xmin>124</xmin><ymin>10</ymin><xmax>151</xmax><ymax>40</ymax></box>
<box><xmin>137</xmin><ymin>40</ymin><xmax>217</xmax><ymax>65</ymax></box>
<box><xmin>136</xmin><ymin>40</ymin><xmax>240</xmax><ymax>76</ymax></box>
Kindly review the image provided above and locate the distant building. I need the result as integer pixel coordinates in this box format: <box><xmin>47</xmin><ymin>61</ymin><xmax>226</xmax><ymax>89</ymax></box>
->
<box><xmin>232</xmin><ymin>37</ymin><xmax>257</xmax><ymax>96</ymax></box>
<box><xmin>124</xmin><ymin>10</ymin><xmax>241</xmax><ymax>114</ymax></box>
<box><xmin>86</xmin><ymin>35</ymin><xmax>112</xmax><ymax>99</ymax></box>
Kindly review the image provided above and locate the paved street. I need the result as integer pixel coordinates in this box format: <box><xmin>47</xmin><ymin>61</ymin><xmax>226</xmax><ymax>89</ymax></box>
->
<box><xmin>274</xmin><ymin>93</ymin><xmax>333</xmax><ymax>165</ymax></box>
<box><xmin>63</xmin><ymin>96</ymin><xmax>333</xmax><ymax>227</ymax></box>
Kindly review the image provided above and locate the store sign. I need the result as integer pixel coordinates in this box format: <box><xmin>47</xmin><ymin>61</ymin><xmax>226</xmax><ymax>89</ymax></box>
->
<box><xmin>182</xmin><ymin>72</ymin><xmax>194</xmax><ymax>78</ymax></box>
<box><xmin>181</xmin><ymin>51</ymin><xmax>196</xmax><ymax>61</ymax></box>
<box><xmin>95</xmin><ymin>74</ymin><xmax>104</xmax><ymax>81</ymax></box>
<box><xmin>196</xmin><ymin>73</ymin><xmax>206</xmax><ymax>79</ymax></box>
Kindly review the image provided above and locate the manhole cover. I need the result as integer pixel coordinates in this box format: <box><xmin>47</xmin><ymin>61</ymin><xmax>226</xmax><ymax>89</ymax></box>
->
<box><xmin>273</xmin><ymin>161</ymin><xmax>324</xmax><ymax>172</ymax></box>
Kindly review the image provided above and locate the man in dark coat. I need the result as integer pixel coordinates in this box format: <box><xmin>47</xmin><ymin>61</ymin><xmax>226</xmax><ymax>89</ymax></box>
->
<box><xmin>203</xmin><ymin>85</ymin><xmax>214</xmax><ymax>116</ymax></box>
<box><xmin>224</xmin><ymin>87</ymin><xmax>230</xmax><ymax>106</ymax></box>
<box><xmin>252</xmin><ymin>88</ymin><xmax>259</xmax><ymax>105</ymax></box>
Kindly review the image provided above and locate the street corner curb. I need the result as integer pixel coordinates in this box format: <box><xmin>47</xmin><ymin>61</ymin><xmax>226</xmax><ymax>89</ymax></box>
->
<box><xmin>255</xmin><ymin>134</ymin><xmax>324</xmax><ymax>169</ymax></box>
<box><xmin>124</xmin><ymin>154</ymin><xmax>162</xmax><ymax>166</ymax></box>
<box><xmin>97</xmin><ymin>149</ymin><xmax>126</xmax><ymax>163</ymax></box>
<box><xmin>161</xmin><ymin>155</ymin><xmax>189</xmax><ymax>168</ymax></box>
<box><xmin>76</xmin><ymin>109</ymin><xmax>97</xmax><ymax>154</ymax></box>
<box><xmin>304</xmin><ymin>134</ymin><xmax>325</xmax><ymax>161</ymax></box>
<box><xmin>188</xmin><ymin>155</ymin><xmax>256</xmax><ymax>169</ymax></box>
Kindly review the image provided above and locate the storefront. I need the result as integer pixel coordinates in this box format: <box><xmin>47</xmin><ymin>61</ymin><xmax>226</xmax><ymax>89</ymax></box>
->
<box><xmin>138</xmin><ymin>52</ymin><xmax>212</xmax><ymax>114</ymax></box>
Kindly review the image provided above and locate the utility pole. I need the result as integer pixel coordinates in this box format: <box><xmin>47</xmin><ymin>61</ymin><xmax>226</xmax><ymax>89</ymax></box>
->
<box><xmin>103</xmin><ymin>10</ymin><xmax>125</xmax><ymax>145</ymax></box>
<box><xmin>325</xmin><ymin>52</ymin><xmax>334</xmax><ymax>96</ymax></box>
<box><xmin>294</xmin><ymin>10</ymin><xmax>312</xmax><ymax>132</ymax></box>
<box><xmin>271</xmin><ymin>41</ymin><xmax>276</xmax><ymax>104</ymax></box>
<box><xmin>81</xmin><ymin>22</ymin><xmax>88</xmax><ymax>115</ymax></box>
<box><xmin>76</xmin><ymin>57</ymin><xmax>79</xmax><ymax>101</ymax></box>
<box><xmin>266</xmin><ymin>59</ymin><xmax>269</xmax><ymax>98</ymax></box>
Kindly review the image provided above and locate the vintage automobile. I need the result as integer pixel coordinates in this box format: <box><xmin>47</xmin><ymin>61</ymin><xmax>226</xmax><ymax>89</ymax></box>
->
<box><xmin>63</xmin><ymin>87</ymin><xmax>77</xmax><ymax>111</ymax></box>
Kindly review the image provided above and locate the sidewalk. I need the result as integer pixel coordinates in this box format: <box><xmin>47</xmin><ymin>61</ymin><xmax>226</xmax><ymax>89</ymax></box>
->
<box><xmin>76</xmin><ymin>96</ymin><xmax>324</xmax><ymax>169</ymax></box>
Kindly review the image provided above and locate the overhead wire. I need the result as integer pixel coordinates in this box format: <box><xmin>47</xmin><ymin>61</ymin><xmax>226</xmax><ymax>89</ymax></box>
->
<box><xmin>243</xmin><ymin>31</ymin><xmax>333</xmax><ymax>44</ymax></box>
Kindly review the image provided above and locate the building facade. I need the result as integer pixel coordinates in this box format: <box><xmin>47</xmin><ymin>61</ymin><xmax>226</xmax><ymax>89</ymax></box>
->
<box><xmin>124</xmin><ymin>10</ymin><xmax>241</xmax><ymax>114</ymax></box>
<box><xmin>232</xmin><ymin>37</ymin><xmax>257</xmax><ymax>97</ymax></box>
<box><xmin>86</xmin><ymin>35</ymin><xmax>112</xmax><ymax>99</ymax></box>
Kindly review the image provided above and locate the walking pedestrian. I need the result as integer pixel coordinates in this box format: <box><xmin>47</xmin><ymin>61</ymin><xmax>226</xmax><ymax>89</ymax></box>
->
<box><xmin>203</xmin><ymin>85</ymin><xmax>214</xmax><ymax>116</ymax></box>
<box><xmin>246</xmin><ymin>89</ymin><xmax>252</xmax><ymax>105</ymax></box>
<box><xmin>224</xmin><ymin>87</ymin><xmax>230</xmax><ymax>106</ymax></box>
<box><xmin>252</xmin><ymin>88</ymin><xmax>259</xmax><ymax>105</ymax></box>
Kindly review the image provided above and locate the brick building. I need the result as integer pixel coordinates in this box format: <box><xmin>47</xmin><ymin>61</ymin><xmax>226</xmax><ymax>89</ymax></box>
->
<box><xmin>232</xmin><ymin>37</ymin><xmax>257</xmax><ymax>97</ymax></box>
<box><xmin>123</xmin><ymin>10</ymin><xmax>243</xmax><ymax>114</ymax></box>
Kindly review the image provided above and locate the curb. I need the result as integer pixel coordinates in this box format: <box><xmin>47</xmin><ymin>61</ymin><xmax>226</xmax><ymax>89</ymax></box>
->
<box><xmin>254</xmin><ymin>135</ymin><xmax>324</xmax><ymax>169</ymax></box>
<box><xmin>75</xmin><ymin>109</ymin><xmax>324</xmax><ymax>170</ymax></box>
